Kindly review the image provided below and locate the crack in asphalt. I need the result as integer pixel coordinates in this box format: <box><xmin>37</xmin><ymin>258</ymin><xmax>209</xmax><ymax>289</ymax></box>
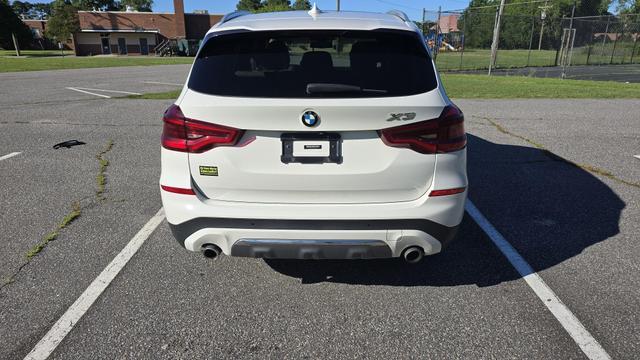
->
<box><xmin>476</xmin><ymin>115</ymin><xmax>640</xmax><ymax>189</ymax></box>
<box><xmin>0</xmin><ymin>140</ymin><xmax>116</xmax><ymax>291</ymax></box>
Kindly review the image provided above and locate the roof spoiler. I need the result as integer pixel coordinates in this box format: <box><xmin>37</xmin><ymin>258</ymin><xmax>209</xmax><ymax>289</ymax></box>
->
<box><xmin>219</xmin><ymin>10</ymin><xmax>250</xmax><ymax>25</ymax></box>
<box><xmin>386</xmin><ymin>10</ymin><xmax>410</xmax><ymax>23</ymax></box>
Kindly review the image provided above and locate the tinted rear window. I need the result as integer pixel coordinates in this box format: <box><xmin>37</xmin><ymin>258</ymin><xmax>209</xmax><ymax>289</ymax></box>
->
<box><xmin>188</xmin><ymin>30</ymin><xmax>437</xmax><ymax>98</ymax></box>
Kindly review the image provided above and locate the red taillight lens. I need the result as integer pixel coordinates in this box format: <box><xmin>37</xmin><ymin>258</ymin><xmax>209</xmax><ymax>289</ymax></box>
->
<box><xmin>430</xmin><ymin>187</ymin><xmax>466</xmax><ymax>197</ymax></box>
<box><xmin>161</xmin><ymin>185</ymin><xmax>196</xmax><ymax>195</ymax></box>
<box><xmin>161</xmin><ymin>104</ymin><xmax>244</xmax><ymax>153</ymax></box>
<box><xmin>378</xmin><ymin>105</ymin><xmax>466</xmax><ymax>154</ymax></box>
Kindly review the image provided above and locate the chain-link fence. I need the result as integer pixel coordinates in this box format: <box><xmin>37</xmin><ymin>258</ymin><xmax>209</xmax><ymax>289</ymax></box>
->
<box><xmin>420</xmin><ymin>7</ymin><xmax>640</xmax><ymax>72</ymax></box>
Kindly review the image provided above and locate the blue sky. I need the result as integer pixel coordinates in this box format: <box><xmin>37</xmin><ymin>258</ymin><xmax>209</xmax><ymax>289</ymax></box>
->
<box><xmin>148</xmin><ymin>1</ymin><xmax>470</xmax><ymax>21</ymax></box>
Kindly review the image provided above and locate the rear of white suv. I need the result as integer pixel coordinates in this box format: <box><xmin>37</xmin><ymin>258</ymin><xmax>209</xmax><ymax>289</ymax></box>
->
<box><xmin>160</xmin><ymin>10</ymin><xmax>467</xmax><ymax>263</ymax></box>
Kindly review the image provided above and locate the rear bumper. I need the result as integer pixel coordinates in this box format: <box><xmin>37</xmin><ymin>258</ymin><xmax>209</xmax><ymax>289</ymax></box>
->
<box><xmin>161</xmin><ymin>148</ymin><xmax>467</xmax><ymax>259</ymax></box>
<box><xmin>232</xmin><ymin>239</ymin><xmax>392</xmax><ymax>259</ymax></box>
<box><xmin>168</xmin><ymin>217</ymin><xmax>460</xmax><ymax>258</ymax></box>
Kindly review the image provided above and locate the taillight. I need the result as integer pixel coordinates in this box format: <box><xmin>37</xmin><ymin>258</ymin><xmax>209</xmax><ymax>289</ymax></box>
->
<box><xmin>378</xmin><ymin>105</ymin><xmax>466</xmax><ymax>154</ymax></box>
<box><xmin>430</xmin><ymin>187</ymin><xmax>466</xmax><ymax>197</ymax></box>
<box><xmin>161</xmin><ymin>185</ymin><xmax>195</xmax><ymax>195</ymax></box>
<box><xmin>161</xmin><ymin>104</ymin><xmax>244</xmax><ymax>153</ymax></box>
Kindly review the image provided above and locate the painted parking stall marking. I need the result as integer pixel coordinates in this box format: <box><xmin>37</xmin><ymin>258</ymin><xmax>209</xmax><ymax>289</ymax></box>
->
<box><xmin>65</xmin><ymin>87</ymin><xmax>142</xmax><ymax>99</ymax></box>
<box><xmin>0</xmin><ymin>152</ymin><xmax>22</xmax><ymax>162</ymax></box>
<box><xmin>23</xmin><ymin>202</ymin><xmax>613</xmax><ymax>360</ymax></box>
<box><xmin>465</xmin><ymin>200</ymin><xmax>611</xmax><ymax>360</ymax></box>
<box><xmin>142</xmin><ymin>81</ymin><xmax>182</xmax><ymax>86</ymax></box>
<box><xmin>24</xmin><ymin>208</ymin><xmax>165</xmax><ymax>360</ymax></box>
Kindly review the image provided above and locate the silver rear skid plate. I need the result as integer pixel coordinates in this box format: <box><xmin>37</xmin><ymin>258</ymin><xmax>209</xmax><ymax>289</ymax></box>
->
<box><xmin>230</xmin><ymin>239</ymin><xmax>393</xmax><ymax>259</ymax></box>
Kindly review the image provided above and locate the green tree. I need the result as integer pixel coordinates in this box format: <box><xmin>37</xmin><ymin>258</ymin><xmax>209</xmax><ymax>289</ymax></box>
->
<box><xmin>121</xmin><ymin>0</ymin><xmax>153</xmax><ymax>12</ymax></box>
<box><xmin>11</xmin><ymin>0</ymin><xmax>31</xmax><ymax>17</ymax></box>
<box><xmin>32</xmin><ymin>3</ymin><xmax>52</xmax><ymax>19</ymax></box>
<box><xmin>292</xmin><ymin>0</ymin><xmax>311</xmax><ymax>10</ymax></box>
<box><xmin>256</xmin><ymin>4</ymin><xmax>291</xmax><ymax>12</ymax></box>
<box><xmin>70</xmin><ymin>0</ymin><xmax>119</xmax><ymax>11</ymax></box>
<box><xmin>616</xmin><ymin>0</ymin><xmax>639</xmax><ymax>13</ymax></box>
<box><xmin>264</xmin><ymin>0</ymin><xmax>290</xmax><ymax>7</ymax></box>
<box><xmin>12</xmin><ymin>1</ymin><xmax>51</xmax><ymax>19</ymax></box>
<box><xmin>46</xmin><ymin>0</ymin><xmax>80</xmax><ymax>43</ymax></box>
<box><xmin>0</xmin><ymin>0</ymin><xmax>33</xmax><ymax>49</ymax></box>
<box><xmin>236</xmin><ymin>0</ymin><xmax>261</xmax><ymax>11</ymax></box>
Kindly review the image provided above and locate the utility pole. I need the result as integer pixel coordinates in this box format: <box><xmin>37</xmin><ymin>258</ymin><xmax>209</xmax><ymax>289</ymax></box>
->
<box><xmin>488</xmin><ymin>0</ymin><xmax>506</xmax><ymax>75</ymax></box>
<box><xmin>11</xmin><ymin>33</ymin><xmax>21</xmax><ymax>57</ymax></box>
<box><xmin>434</xmin><ymin>6</ymin><xmax>442</xmax><ymax>61</ymax></box>
<box><xmin>336</xmin><ymin>0</ymin><xmax>340</xmax><ymax>11</ymax></box>
<box><xmin>538</xmin><ymin>0</ymin><xmax>550</xmax><ymax>50</ymax></box>
<box><xmin>561</xmin><ymin>2</ymin><xmax>576</xmax><ymax>79</ymax></box>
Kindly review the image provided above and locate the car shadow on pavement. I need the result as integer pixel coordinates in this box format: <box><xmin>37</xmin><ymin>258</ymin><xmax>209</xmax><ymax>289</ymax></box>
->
<box><xmin>265</xmin><ymin>134</ymin><xmax>625</xmax><ymax>287</ymax></box>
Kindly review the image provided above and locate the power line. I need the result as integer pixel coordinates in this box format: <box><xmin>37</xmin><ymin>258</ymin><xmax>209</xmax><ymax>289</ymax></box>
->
<box><xmin>371</xmin><ymin>0</ymin><xmax>423</xmax><ymax>12</ymax></box>
<box><xmin>441</xmin><ymin>0</ymin><xmax>549</xmax><ymax>13</ymax></box>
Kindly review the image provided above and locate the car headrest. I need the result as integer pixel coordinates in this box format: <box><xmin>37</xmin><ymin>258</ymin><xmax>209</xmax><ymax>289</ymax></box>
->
<box><xmin>350</xmin><ymin>41</ymin><xmax>381</xmax><ymax>72</ymax></box>
<box><xmin>300</xmin><ymin>51</ymin><xmax>334</xmax><ymax>72</ymax></box>
<box><xmin>255</xmin><ymin>40</ymin><xmax>290</xmax><ymax>70</ymax></box>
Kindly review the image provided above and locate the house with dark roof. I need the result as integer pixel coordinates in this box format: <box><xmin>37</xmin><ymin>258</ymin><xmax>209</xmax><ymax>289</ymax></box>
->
<box><xmin>22</xmin><ymin>0</ymin><xmax>222</xmax><ymax>56</ymax></box>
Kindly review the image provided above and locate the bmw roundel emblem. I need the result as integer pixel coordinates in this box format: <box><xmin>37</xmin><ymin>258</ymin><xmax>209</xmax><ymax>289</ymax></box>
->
<box><xmin>302</xmin><ymin>111</ymin><xmax>319</xmax><ymax>127</ymax></box>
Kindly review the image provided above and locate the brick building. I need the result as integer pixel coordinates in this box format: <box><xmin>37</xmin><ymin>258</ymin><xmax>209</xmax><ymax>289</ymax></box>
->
<box><xmin>22</xmin><ymin>0</ymin><xmax>222</xmax><ymax>56</ymax></box>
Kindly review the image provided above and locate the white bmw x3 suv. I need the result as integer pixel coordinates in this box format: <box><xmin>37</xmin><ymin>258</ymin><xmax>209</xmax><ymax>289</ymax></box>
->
<box><xmin>160</xmin><ymin>8</ymin><xmax>467</xmax><ymax>263</ymax></box>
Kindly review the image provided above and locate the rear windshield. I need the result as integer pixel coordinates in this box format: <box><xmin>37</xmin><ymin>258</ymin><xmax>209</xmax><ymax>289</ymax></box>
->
<box><xmin>188</xmin><ymin>30</ymin><xmax>437</xmax><ymax>98</ymax></box>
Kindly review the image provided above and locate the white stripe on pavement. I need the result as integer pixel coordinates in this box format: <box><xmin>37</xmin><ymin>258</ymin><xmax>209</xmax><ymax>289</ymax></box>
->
<box><xmin>65</xmin><ymin>87</ymin><xmax>111</xmax><ymax>99</ymax></box>
<box><xmin>0</xmin><ymin>152</ymin><xmax>22</xmax><ymax>161</ymax></box>
<box><xmin>24</xmin><ymin>208</ymin><xmax>165</xmax><ymax>360</ymax></box>
<box><xmin>72</xmin><ymin>87</ymin><xmax>142</xmax><ymax>95</ymax></box>
<box><xmin>142</xmin><ymin>81</ymin><xmax>182</xmax><ymax>86</ymax></box>
<box><xmin>634</xmin><ymin>155</ymin><xmax>640</xmax><ymax>160</ymax></box>
<box><xmin>465</xmin><ymin>200</ymin><xmax>611</xmax><ymax>360</ymax></box>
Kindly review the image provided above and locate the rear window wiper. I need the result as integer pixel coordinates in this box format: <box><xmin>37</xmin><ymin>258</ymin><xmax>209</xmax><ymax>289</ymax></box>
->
<box><xmin>306</xmin><ymin>83</ymin><xmax>387</xmax><ymax>95</ymax></box>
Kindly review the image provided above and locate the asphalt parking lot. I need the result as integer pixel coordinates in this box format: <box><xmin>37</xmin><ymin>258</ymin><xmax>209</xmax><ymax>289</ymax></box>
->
<box><xmin>1</xmin><ymin>64</ymin><xmax>639</xmax><ymax>359</ymax></box>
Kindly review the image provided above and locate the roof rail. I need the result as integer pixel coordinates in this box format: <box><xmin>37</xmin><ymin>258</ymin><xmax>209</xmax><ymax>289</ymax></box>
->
<box><xmin>220</xmin><ymin>10</ymin><xmax>250</xmax><ymax>24</ymax></box>
<box><xmin>386</xmin><ymin>10</ymin><xmax>410</xmax><ymax>23</ymax></box>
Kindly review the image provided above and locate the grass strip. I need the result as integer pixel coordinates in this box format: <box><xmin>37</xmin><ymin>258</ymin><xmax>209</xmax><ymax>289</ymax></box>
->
<box><xmin>0</xmin><ymin>56</ymin><xmax>193</xmax><ymax>73</ymax></box>
<box><xmin>96</xmin><ymin>140</ymin><xmax>114</xmax><ymax>200</ymax></box>
<box><xmin>121</xmin><ymin>75</ymin><xmax>640</xmax><ymax>100</ymax></box>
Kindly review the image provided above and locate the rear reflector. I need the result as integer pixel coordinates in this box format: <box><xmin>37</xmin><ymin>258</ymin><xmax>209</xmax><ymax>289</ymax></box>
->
<box><xmin>161</xmin><ymin>104</ymin><xmax>244</xmax><ymax>153</ymax></box>
<box><xmin>430</xmin><ymin>187</ymin><xmax>466</xmax><ymax>197</ymax></box>
<box><xmin>161</xmin><ymin>185</ymin><xmax>196</xmax><ymax>195</ymax></box>
<box><xmin>379</xmin><ymin>104</ymin><xmax>466</xmax><ymax>154</ymax></box>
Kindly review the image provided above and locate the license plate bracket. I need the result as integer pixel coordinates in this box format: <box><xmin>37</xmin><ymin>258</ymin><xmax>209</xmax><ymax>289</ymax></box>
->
<box><xmin>281</xmin><ymin>133</ymin><xmax>342</xmax><ymax>164</ymax></box>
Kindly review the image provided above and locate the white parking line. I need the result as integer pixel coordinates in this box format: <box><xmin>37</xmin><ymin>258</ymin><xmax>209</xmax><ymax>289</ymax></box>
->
<box><xmin>143</xmin><ymin>81</ymin><xmax>182</xmax><ymax>86</ymax></box>
<box><xmin>634</xmin><ymin>155</ymin><xmax>640</xmax><ymax>160</ymax></box>
<box><xmin>24</xmin><ymin>208</ymin><xmax>165</xmax><ymax>360</ymax></box>
<box><xmin>73</xmin><ymin>87</ymin><xmax>142</xmax><ymax>95</ymax></box>
<box><xmin>23</xmin><ymin>200</ymin><xmax>613</xmax><ymax>359</ymax></box>
<box><xmin>65</xmin><ymin>87</ymin><xmax>111</xmax><ymax>99</ymax></box>
<box><xmin>465</xmin><ymin>200</ymin><xmax>611</xmax><ymax>360</ymax></box>
<box><xmin>0</xmin><ymin>152</ymin><xmax>22</xmax><ymax>161</ymax></box>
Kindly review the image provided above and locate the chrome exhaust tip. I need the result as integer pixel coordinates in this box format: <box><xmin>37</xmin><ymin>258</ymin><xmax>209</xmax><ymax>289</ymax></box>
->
<box><xmin>202</xmin><ymin>244</ymin><xmax>222</xmax><ymax>259</ymax></box>
<box><xmin>402</xmin><ymin>246</ymin><xmax>424</xmax><ymax>264</ymax></box>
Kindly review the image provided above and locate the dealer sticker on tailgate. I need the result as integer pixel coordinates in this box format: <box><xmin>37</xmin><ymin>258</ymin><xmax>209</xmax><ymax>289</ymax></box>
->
<box><xmin>199</xmin><ymin>166</ymin><xmax>218</xmax><ymax>176</ymax></box>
